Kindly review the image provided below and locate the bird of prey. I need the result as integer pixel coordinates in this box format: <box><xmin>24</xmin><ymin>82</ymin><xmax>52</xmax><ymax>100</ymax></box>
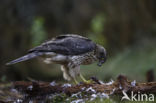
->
<box><xmin>6</xmin><ymin>34</ymin><xmax>107</xmax><ymax>83</ymax></box>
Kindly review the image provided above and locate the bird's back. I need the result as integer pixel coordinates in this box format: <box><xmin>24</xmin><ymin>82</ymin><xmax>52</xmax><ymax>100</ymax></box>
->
<box><xmin>29</xmin><ymin>34</ymin><xmax>96</xmax><ymax>55</ymax></box>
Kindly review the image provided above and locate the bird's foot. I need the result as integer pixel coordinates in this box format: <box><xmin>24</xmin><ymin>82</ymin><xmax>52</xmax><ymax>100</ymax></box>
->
<box><xmin>83</xmin><ymin>79</ymin><xmax>94</xmax><ymax>84</ymax></box>
<box><xmin>80</xmin><ymin>74</ymin><xmax>94</xmax><ymax>84</ymax></box>
<box><xmin>73</xmin><ymin>78</ymin><xmax>79</xmax><ymax>84</ymax></box>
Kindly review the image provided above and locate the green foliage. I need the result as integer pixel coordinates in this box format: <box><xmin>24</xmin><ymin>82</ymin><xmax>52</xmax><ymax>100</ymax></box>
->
<box><xmin>91</xmin><ymin>14</ymin><xmax>105</xmax><ymax>33</ymax></box>
<box><xmin>86</xmin><ymin>98</ymin><xmax>114</xmax><ymax>103</ymax></box>
<box><xmin>88</xmin><ymin>14</ymin><xmax>107</xmax><ymax>46</ymax></box>
<box><xmin>47</xmin><ymin>94</ymin><xmax>155</xmax><ymax>103</ymax></box>
<box><xmin>47</xmin><ymin>93</ymin><xmax>68</xmax><ymax>103</ymax></box>
<box><xmin>31</xmin><ymin>17</ymin><xmax>47</xmax><ymax>46</ymax></box>
<box><xmin>0</xmin><ymin>75</ymin><xmax>6</xmax><ymax>82</ymax></box>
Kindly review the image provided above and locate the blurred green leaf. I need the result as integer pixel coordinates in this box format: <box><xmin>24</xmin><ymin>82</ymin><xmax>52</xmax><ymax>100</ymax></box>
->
<box><xmin>91</xmin><ymin>14</ymin><xmax>105</xmax><ymax>33</ymax></box>
<box><xmin>31</xmin><ymin>17</ymin><xmax>47</xmax><ymax>46</ymax></box>
<box><xmin>88</xmin><ymin>14</ymin><xmax>107</xmax><ymax>46</ymax></box>
<box><xmin>1</xmin><ymin>75</ymin><xmax>6</xmax><ymax>82</ymax></box>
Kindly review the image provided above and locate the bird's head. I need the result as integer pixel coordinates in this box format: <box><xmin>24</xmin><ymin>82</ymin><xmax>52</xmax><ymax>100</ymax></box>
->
<box><xmin>95</xmin><ymin>44</ymin><xmax>107</xmax><ymax>67</ymax></box>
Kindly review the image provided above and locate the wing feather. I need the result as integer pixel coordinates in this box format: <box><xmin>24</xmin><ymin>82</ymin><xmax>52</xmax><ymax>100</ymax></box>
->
<box><xmin>29</xmin><ymin>34</ymin><xmax>96</xmax><ymax>55</ymax></box>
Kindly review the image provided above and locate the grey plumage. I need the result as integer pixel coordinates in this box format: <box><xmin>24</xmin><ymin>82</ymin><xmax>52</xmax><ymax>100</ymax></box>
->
<box><xmin>29</xmin><ymin>35</ymin><xmax>96</xmax><ymax>55</ymax></box>
<box><xmin>6</xmin><ymin>34</ymin><xmax>107</xmax><ymax>81</ymax></box>
<box><xmin>6</xmin><ymin>52</ymin><xmax>43</xmax><ymax>65</ymax></box>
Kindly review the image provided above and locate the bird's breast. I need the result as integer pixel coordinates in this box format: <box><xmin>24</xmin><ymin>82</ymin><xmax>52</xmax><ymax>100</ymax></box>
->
<box><xmin>81</xmin><ymin>55</ymin><xmax>97</xmax><ymax>65</ymax></box>
<box><xmin>72</xmin><ymin>51</ymin><xmax>97</xmax><ymax>65</ymax></box>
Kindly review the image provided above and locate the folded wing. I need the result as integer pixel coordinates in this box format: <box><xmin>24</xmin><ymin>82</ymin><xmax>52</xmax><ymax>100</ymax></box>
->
<box><xmin>28</xmin><ymin>35</ymin><xmax>96</xmax><ymax>55</ymax></box>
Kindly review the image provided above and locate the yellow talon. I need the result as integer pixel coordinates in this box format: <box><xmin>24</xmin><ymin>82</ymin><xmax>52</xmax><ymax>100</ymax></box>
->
<box><xmin>80</xmin><ymin>74</ymin><xmax>87</xmax><ymax>82</ymax></box>
<box><xmin>73</xmin><ymin>78</ymin><xmax>78</xmax><ymax>84</ymax></box>
<box><xmin>80</xmin><ymin>74</ymin><xmax>92</xmax><ymax>84</ymax></box>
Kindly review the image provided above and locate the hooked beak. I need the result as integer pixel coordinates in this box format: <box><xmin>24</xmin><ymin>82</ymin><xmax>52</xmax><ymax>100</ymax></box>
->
<box><xmin>97</xmin><ymin>58</ymin><xmax>107</xmax><ymax>67</ymax></box>
<box><xmin>97</xmin><ymin>60</ymin><xmax>104</xmax><ymax>67</ymax></box>
<box><xmin>97</xmin><ymin>62</ymin><xmax>102</xmax><ymax>67</ymax></box>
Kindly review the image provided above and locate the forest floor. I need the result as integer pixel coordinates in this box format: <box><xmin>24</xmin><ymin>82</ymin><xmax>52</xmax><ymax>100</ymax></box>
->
<box><xmin>0</xmin><ymin>75</ymin><xmax>156</xmax><ymax>103</ymax></box>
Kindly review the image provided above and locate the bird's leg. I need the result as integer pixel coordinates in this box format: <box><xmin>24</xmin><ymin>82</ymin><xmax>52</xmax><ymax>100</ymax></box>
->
<box><xmin>80</xmin><ymin>73</ymin><xmax>87</xmax><ymax>82</ymax></box>
<box><xmin>68</xmin><ymin>64</ymin><xmax>81</xmax><ymax>84</ymax></box>
<box><xmin>73</xmin><ymin>78</ymin><xmax>78</xmax><ymax>84</ymax></box>
<box><xmin>80</xmin><ymin>73</ymin><xmax>92</xmax><ymax>84</ymax></box>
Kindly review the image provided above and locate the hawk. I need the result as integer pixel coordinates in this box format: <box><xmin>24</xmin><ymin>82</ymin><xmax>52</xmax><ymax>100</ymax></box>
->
<box><xmin>6</xmin><ymin>34</ymin><xmax>107</xmax><ymax>83</ymax></box>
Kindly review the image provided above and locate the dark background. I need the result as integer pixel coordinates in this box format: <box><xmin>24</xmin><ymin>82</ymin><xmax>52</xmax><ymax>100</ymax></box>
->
<box><xmin>0</xmin><ymin>0</ymin><xmax>156</xmax><ymax>82</ymax></box>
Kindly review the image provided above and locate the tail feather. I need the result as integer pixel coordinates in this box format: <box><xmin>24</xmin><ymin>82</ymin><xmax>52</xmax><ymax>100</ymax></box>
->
<box><xmin>6</xmin><ymin>52</ymin><xmax>43</xmax><ymax>65</ymax></box>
